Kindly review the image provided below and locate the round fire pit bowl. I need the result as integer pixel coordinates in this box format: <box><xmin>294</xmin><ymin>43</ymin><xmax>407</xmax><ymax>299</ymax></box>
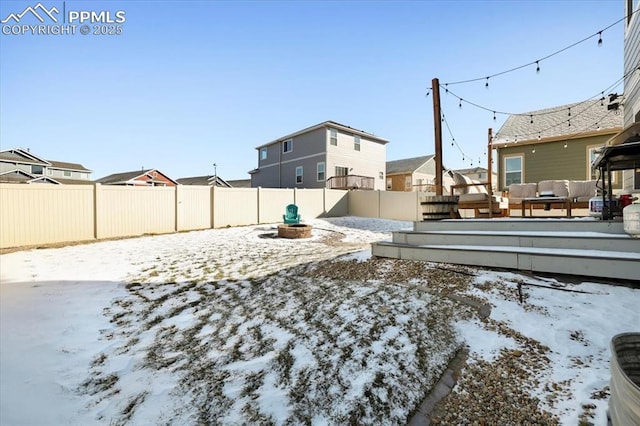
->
<box><xmin>277</xmin><ymin>224</ymin><xmax>312</xmax><ymax>239</ymax></box>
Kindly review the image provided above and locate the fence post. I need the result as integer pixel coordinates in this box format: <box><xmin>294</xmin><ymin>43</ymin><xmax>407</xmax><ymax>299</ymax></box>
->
<box><xmin>257</xmin><ymin>187</ymin><xmax>262</xmax><ymax>224</ymax></box>
<box><xmin>210</xmin><ymin>185</ymin><xmax>216</xmax><ymax>229</ymax></box>
<box><xmin>93</xmin><ymin>183</ymin><xmax>100</xmax><ymax>239</ymax></box>
<box><xmin>175</xmin><ymin>185</ymin><xmax>179</xmax><ymax>232</ymax></box>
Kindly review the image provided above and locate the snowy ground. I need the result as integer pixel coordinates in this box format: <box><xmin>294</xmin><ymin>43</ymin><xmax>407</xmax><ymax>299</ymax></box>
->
<box><xmin>1</xmin><ymin>216</ymin><xmax>638</xmax><ymax>425</ymax></box>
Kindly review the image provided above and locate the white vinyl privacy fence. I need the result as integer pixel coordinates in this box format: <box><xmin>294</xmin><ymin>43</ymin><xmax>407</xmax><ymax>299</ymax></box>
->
<box><xmin>0</xmin><ymin>184</ymin><xmax>429</xmax><ymax>249</ymax></box>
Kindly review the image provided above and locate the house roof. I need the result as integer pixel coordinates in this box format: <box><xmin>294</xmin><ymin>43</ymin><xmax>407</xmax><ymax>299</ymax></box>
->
<box><xmin>256</xmin><ymin>120</ymin><xmax>389</xmax><ymax>149</ymax></box>
<box><xmin>226</xmin><ymin>179</ymin><xmax>251</xmax><ymax>188</ymax></box>
<box><xmin>176</xmin><ymin>175</ymin><xmax>232</xmax><ymax>187</ymax></box>
<box><xmin>386</xmin><ymin>155</ymin><xmax>434</xmax><ymax>175</ymax></box>
<box><xmin>0</xmin><ymin>148</ymin><xmax>50</xmax><ymax>166</ymax></box>
<box><xmin>0</xmin><ymin>148</ymin><xmax>91</xmax><ymax>172</ymax></box>
<box><xmin>494</xmin><ymin>99</ymin><xmax>623</xmax><ymax>147</ymax></box>
<box><xmin>96</xmin><ymin>169</ymin><xmax>178</xmax><ymax>185</ymax></box>
<box><xmin>48</xmin><ymin>160</ymin><xmax>92</xmax><ymax>172</ymax></box>
<box><xmin>452</xmin><ymin>167</ymin><xmax>490</xmax><ymax>175</ymax></box>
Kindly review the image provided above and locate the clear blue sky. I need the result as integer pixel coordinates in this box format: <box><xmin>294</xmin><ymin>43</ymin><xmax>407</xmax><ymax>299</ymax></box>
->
<box><xmin>0</xmin><ymin>0</ymin><xmax>624</xmax><ymax>181</ymax></box>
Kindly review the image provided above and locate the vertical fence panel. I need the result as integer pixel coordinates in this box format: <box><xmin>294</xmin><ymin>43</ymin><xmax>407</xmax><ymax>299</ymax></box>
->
<box><xmin>213</xmin><ymin>187</ymin><xmax>259</xmax><ymax>227</ymax></box>
<box><xmin>379</xmin><ymin>191</ymin><xmax>420</xmax><ymax>221</ymax></box>
<box><xmin>324</xmin><ymin>189</ymin><xmax>349</xmax><ymax>217</ymax></box>
<box><xmin>348</xmin><ymin>190</ymin><xmax>381</xmax><ymax>218</ymax></box>
<box><xmin>176</xmin><ymin>185</ymin><xmax>212</xmax><ymax>231</ymax></box>
<box><xmin>293</xmin><ymin>189</ymin><xmax>325</xmax><ymax>219</ymax></box>
<box><xmin>0</xmin><ymin>184</ymin><xmax>94</xmax><ymax>248</ymax></box>
<box><xmin>96</xmin><ymin>186</ymin><xmax>175</xmax><ymax>239</ymax></box>
<box><xmin>258</xmin><ymin>188</ymin><xmax>295</xmax><ymax>223</ymax></box>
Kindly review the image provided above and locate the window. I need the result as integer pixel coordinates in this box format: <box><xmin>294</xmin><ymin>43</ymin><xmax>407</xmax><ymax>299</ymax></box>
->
<box><xmin>386</xmin><ymin>178</ymin><xmax>392</xmax><ymax>190</ymax></box>
<box><xmin>504</xmin><ymin>155</ymin><xmax>522</xmax><ymax>186</ymax></box>
<box><xmin>283</xmin><ymin>139</ymin><xmax>292</xmax><ymax>153</ymax></box>
<box><xmin>335</xmin><ymin>166</ymin><xmax>349</xmax><ymax>176</ymax></box>
<box><xmin>405</xmin><ymin>176</ymin><xmax>412</xmax><ymax>190</ymax></box>
<box><xmin>32</xmin><ymin>165</ymin><xmax>43</xmax><ymax>174</ymax></box>
<box><xmin>260</xmin><ymin>148</ymin><xmax>267</xmax><ymax>160</ymax></box>
<box><xmin>354</xmin><ymin>135</ymin><xmax>361</xmax><ymax>151</ymax></box>
<box><xmin>478</xmin><ymin>172</ymin><xmax>486</xmax><ymax>180</ymax></box>
<box><xmin>330</xmin><ymin>129</ymin><xmax>337</xmax><ymax>146</ymax></box>
<box><xmin>379</xmin><ymin>171</ymin><xmax>384</xmax><ymax>179</ymax></box>
<box><xmin>295</xmin><ymin>166</ymin><xmax>303</xmax><ymax>184</ymax></box>
<box><xmin>317</xmin><ymin>162</ymin><xmax>325</xmax><ymax>181</ymax></box>
<box><xmin>64</xmin><ymin>170</ymin><xmax>71</xmax><ymax>177</ymax></box>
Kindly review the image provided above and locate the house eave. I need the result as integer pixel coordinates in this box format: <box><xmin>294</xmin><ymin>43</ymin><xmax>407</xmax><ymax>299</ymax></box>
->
<box><xmin>492</xmin><ymin>127</ymin><xmax>622</xmax><ymax>149</ymax></box>
<box><xmin>255</xmin><ymin>121</ymin><xmax>389</xmax><ymax>150</ymax></box>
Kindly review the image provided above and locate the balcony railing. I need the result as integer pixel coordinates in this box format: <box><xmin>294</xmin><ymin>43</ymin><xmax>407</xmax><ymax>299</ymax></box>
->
<box><xmin>326</xmin><ymin>174</ymin><xmax>375</xmax><ymax>190</ymax></box>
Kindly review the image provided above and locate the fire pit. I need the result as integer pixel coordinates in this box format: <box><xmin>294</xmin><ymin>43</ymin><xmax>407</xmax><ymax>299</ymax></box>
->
<box><xmin>277</xmin><ymin>224</ymin><xmax>312</xmax><ymax>239</ymax></box>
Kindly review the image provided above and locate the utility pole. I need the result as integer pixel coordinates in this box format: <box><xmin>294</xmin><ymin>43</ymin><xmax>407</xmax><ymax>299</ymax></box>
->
<box><xmin>432</xmin><ymin>78</ymin><xmax>443</xmax><ymax>196</ymax></box>
<box><xmin>487</xmin><ymin>128</ymin><xmax>493</xmax><ymax>218</ymax></box>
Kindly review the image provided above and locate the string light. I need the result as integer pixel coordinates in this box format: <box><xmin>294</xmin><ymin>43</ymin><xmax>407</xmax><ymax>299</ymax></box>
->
<box><xmin>485</xmin><ymin>77</ymin><xmax>489</xmax><ymax>88</ymax></box>
<box><xmin>530</xmin><ymin>115</ymin><xmax>534</xmax><ymax>124</ymax></box>
<box><xmin>493</xmin><ymin>111</ymin><xmax>497</xmax><ymax>121</ymax></box>
<box><xmin>441</xmin><ymin>12</ymin><xmax>635</xmax><ymax>86</ymax></box>
<box><xmin>564</xmin><ymin>141</ymin><xmax>568</xmax><ymax>148</ymax></box>
<box><xmin>459</xmin><ymin>99</ymin><xmax>462</xmax><ymax>109</ymax></box>
<box><xmin>536</xmin><ymin>61</ymin><xmax>540</xmax><ymax>74</ymax></box>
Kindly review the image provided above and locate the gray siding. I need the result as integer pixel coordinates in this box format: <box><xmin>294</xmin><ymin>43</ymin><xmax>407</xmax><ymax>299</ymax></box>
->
<box><xmin>624</xmin><ymin>1</ymin><xmax>640</xmax><ymax>190</ymax></box>
<box><xmin>252</xmin><ymin>127</ymin><xmax>327</xmax><ymax>188</ymax></box>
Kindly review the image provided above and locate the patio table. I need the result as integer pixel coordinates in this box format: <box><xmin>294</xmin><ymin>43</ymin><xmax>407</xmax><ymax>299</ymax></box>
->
<box><xmin>521</xmin><ymin>197</ymin><xmax>572</xmax><ymax>217</ymax></box>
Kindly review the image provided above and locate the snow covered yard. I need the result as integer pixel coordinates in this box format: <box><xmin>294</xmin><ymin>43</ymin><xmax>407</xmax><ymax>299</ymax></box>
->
<box><xmin>1</xmin><ymin>216</ymin><xmax>638</xmax><ymax>425</ymax></box>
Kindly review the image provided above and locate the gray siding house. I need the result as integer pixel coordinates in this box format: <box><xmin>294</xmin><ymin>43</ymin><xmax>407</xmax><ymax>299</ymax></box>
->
<box><xmin>0</xmin><ymin>148</ymin><xmax>92</xmax><ymax>184</ymax></box>
<box><xmin>250</xmin><ymin>121</ymin><xmax>389</xmax><ymax>190</ymax></box>
<box><xmin>621</xmin><ymin>0</ymin><xmax>640</xmax><ymax>191</ymax></box>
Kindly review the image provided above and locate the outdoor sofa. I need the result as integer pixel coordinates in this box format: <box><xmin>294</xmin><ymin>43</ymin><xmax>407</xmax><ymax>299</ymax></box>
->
<box><xmin>507</xmin><ymin>180</ymin><xmax>597</xmax><ymax>215</ymax></box>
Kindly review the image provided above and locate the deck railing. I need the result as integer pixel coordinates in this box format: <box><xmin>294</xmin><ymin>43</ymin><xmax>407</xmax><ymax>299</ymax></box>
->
<box><xmin>326</xmin><ymin>175</ymin><xmax>375</xmax><ymax>190</ymax></box>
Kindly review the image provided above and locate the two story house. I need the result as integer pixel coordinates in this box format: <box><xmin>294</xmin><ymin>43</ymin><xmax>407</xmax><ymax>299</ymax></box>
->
<box><xmin>0</xmin><ymin>148</ymin><xmax>92</xmax><ymax>184</ymax></box>
<box><xmin>96</xmin><ymin>169</ymin><xmax>178</xmax><ymax>186</ymax></box>
<box><xmin>385</xmin><ymin>155</ymin><xmax>437</xmax><ymax>191</ymax></box>
<box><xmin>250</xmin><ymin>121</ymin><xmax>389</xmax><ymax>190</ymax></box>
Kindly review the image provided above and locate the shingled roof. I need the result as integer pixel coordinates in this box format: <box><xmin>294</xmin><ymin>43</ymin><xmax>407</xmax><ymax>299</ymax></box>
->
<box><xmin>386</xmin><ymin>155</ymin><xmax>434</xmax><ymax>175</ymax></box>
<box><xmin>494</xmin><ymin>99</ymin><xmax>623</xmax><ymax>144</ymax></box>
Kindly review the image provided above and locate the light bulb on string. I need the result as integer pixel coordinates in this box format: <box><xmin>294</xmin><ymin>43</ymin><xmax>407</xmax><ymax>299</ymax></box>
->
<box><xmin>568</xmin><ymin>119</ymin><xmax>571</xmax><ymax>127</ymax></box>
<box><xmin>485</xmin><ymin>77</ymin><xmax>489</xmax><ymax>88</ymax></box>
<box><xmin>568</xmin><ymin>107</ymin><xmax>571</xmax><ymax>117</ymax></box>
<box><xmin>531</xmin><ymin>148</ymin><xmax>536</xmax><ymax>154</ymax></box>
<box><xmin>493</xmin><ymin>111</ymin><xmax>496</xmax><ymax>121</ymax></box>
<box><xmin>530</xmin><ymin>115</ymin><xmax>533</xmax><ymax>124</ymax></box>
<box><xmin>445</xmin><ymin>84</ymin><xmax>449</xmax><ymax>94</ymax></box>
<box><xmin>563</xmin><ymin>141</ymin><xmax>568</xmax><ymax>148</ymax></box>
<box><xmin>601</xmin><ymin>93</ymin><xmax>605</xmax><ymax>106</ymax></box>
<box><xmin>459</xmin><ymin>99</ymin><xmax>462</xmax><ymax>109</ymax></box>
<box><xmin>598</xmin><ymin>31</ymin><xmax>603</xmax><ymax>46</ymax></box>
<box><xmin>537</xmin><ymin>132</ymin><xmax>541</xmax><ymax>141</ymax></box>
<box><xmin>536</xmin><ymin>61</ymin><xmax>540</xmax><ymax>73</ymax></box>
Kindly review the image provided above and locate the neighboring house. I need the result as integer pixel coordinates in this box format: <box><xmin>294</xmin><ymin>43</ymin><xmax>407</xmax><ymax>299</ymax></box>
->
<box><xmin>226</xmin><ymin>179</ymin><xmax>251</xmax><ymax>188</ymax></box>
<box><xmin>493</xmin><ymin>99</ymin><xmax>623</xmax><ymax>191</ymax></box>
<box><xmin>250</xmin><ymin>121</ymin><xmax>389</xmax><ymax>190</ymax></box>
<box><xmin>452</xmin><ymin>167</ymin><xmax>497</xmax><ymax>191</ymax></box>
<box><xmin>176</xmin><ymin>175</ymin><xmax>232</xmax><ymax>187</ymax></box>
<box><xmin>96</xmin><ymin>169</ymin><xmax>178</xmax><ymax>186</ymax></box>
<box><xmin>0</xmin><ymin>148</ymin><xmax>92</xmax><ymax>184</ymax></box>
<box><xmin>385</xmin><ymin>155</ymin><xmax>437</xmax><ymax>191</ymax></box>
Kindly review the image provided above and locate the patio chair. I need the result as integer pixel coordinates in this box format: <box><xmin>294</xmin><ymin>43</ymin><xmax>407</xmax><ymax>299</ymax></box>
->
<box><xmin>283</xmin><ymin>204</ymin><xmax>301</xmax><ymax>224</ymax></box>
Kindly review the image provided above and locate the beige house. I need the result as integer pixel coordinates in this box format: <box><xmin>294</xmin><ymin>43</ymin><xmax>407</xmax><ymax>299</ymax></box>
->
<box><xmin>493</xmin><ymin>100</ymin><xmax>623</xmax><ymax>192</ymax></box>
<box><xmin>250</xmin><ymin>121</ymin><xmax>389</xmax><ymax>190</ymax></box>
<box><xmin>385</xmin><ymin>155</ymin><xmax>437</xmax><ymax>191</ymax></box>
<box><xmin>0</xmin><ymin>148</ymin><xmax>92</xmax><ymax>184</ymax></box>
<box><xmin>452</xmin><ymin>167</ymin><xmax>497</xmax><ymax>191</ymax></box>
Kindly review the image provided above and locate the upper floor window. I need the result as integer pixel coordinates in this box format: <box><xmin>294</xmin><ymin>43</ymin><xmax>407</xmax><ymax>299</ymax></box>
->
<box><xmin>354</xmin><ymin>135</ymin><xmax>361</xmax><ymax>151</ymax></box>
<box><xmin>64</xmin><ymin>170</ymin><xmax>71</xmax><ymax>177</ymax></box>
<box><xmin>31</xmin><ymin>165</ymin><xmax>43</xmax><ymax>174</ymax></box>
<box><xmin>504</xmin><ymin>155</ymin><xmax>522</xmax><ymax>186</ymax></box>
<box><xmin>386</xmin><ymin>177</ymin><xmax>392</xmax><ymax>190</ymax></box>
<box><xmin>295</xmin><ymin>166</ymin><xmax>303</xmax><ymax>184</ymax></box>
<box><xmin>317</xmin><ymin>162</ymin><xmax>325</xmax><ymax>182</ymax></box>
<box><xmin>330</xmin><ymin>129</ymin><xmax>338</xmax><ymax>146</ymax></box>
<box><xmin>283</xmin><ymin>139</ymin><xmax>293</xmax><ymax>153</ymax></box>
<box><xmin>260</xmin><ymin>148</ymin><xmax>267</xmax><ymax>160</ymax></box>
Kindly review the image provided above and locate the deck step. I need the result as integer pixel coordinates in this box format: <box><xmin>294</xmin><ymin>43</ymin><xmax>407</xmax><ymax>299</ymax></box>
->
<box><xmin>371</xmin><ymin>242</ymin><xmax>640</xmax><ymax>281</ymax></box>
<box><xmin>414</xmin><ymin>218</ymin><xmax>625</xmax><ymax>234</ymax></box>
<box><xmin>392</xmin><ymin>230</ymin><xmax>640</xmax><ymax>253</ymax></box>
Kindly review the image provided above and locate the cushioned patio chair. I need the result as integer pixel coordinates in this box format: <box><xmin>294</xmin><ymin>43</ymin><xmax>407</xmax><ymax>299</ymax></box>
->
<box><xmin>283</xmin><ymin>204</ymin><xmax>301</xmax><ymax>224</ymax></box>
